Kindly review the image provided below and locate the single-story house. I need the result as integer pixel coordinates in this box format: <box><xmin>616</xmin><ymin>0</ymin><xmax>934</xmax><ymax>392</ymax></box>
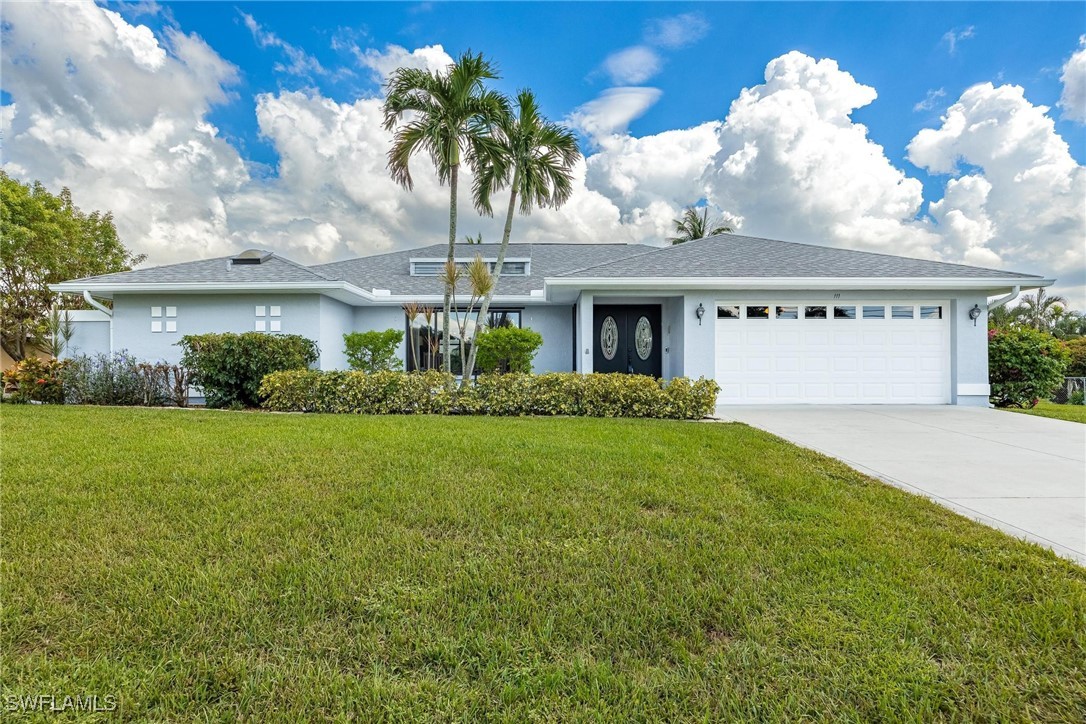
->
<box><xmin>52</xmin><ymin>233</ymin><xmax>1051</xmax><ymax>406</ymax></box>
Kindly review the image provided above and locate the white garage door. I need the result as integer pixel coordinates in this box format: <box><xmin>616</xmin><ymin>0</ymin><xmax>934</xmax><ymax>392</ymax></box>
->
<box><xmin>715</xmin><ymin>302</ymin><xmax>950</xmax><ymax>404</ymax></box>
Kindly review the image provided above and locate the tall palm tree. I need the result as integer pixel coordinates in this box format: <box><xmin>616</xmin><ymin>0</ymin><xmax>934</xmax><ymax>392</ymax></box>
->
<box><xmin>667</xmin><ymin>206</ymin><xmax>733</xmax><ymax>244</ymax></box>
<box><xmin>382</xmin><ymin>51</ymin><xmax>508</xmax><ymax>373</ymax></box>
<box><xmin>463</xmin><ymin>89</ymin><xmax>581</xmax><ymax>378</ymax></box>
<box><xmin>1017</xmin><ymin>288</ymin><xmax>1068</xmax><ymax>331</ymax></box>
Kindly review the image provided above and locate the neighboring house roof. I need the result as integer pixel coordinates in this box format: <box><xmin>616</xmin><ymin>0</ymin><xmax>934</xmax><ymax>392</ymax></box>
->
<box><xmin>311</xmin><ymin>242</ymin><xmax>656</xmax><ymax>296</ymax></box>
<box><xmin>555</xmin><ymin>233</ymin><xmax>1045</xmax><ymax>281</ymax></box>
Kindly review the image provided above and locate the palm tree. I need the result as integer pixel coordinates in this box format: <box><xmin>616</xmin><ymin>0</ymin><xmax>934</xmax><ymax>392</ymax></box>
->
<box><xmin>987</xmin><ymin>302</ymin><xmax>1023</xmax><ymax>330</ymax></box>
<box><xmin>1017</xmin><ymin>288</ymin><xmax>1068</xmax><ymax>331</ymax></box>
<box><xmin>462</xmin><ymin>89</ymin><xmax>581</xmax><ymax>378</ymax></box>
<box><xmin>667</xmin><ymin>206</ymin><xmax>733</xmax><ymax>244</ymax></box>
<box><xmin>382</xmin><ymin>51</ymin><xmax>509</xmax><ymax>374</ymax></box>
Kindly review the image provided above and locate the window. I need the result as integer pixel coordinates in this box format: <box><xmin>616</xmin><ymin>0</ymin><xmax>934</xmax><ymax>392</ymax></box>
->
<box><xmin>255</xmin><ymin>304</ymin><xmax>282</xmax><ymax>332</ymax></box>
<box><xmin>406</xmin><ymin>308</ymin><xmax>521</xmax><ymax>373</ymax></box>
<box><xmin>804</xmin><ymin>306</ymin><xmax>827</xmax><ymax>319</ymax></box>
<box><xmin>920</xmin><ymin>305</ymin><xmax>942</xmax><ymax>319</ymax></box>
<box><xmin>863</xmin><ymin>305</ymin><xmax>885</xmax><ymax>319</ymax></box>
<box><xmin>151</xmin><ymin>306</ymin><xmax>178</xmax><ymax>333</ymax></box>
<box><xmin>775</xmin><ymin>306</ymin><xmax>798</xmax><ymax>319</ymax></box>
<box><xmin>717</xmin><ymin>305</ymin><xmax>740</xmax><ymax>319</ymax></box>
<box><xmin>833</xmin><ymin>305</ymin><xmax>856</xmax><ymax>320</ymax></box>
<box><xmin>892</xmin><ymin>305</ymin><xmax>914</xmax><ymax>319</ymax></box>
<box><xmin>411</xmin><ymin>259</ymin><xmax>529</xmax><ymax>276</ymax></box>
<box><xmin>746</xmin><ymin>305</ymin><xmax>770</xmax><ymax>319</ymax></box>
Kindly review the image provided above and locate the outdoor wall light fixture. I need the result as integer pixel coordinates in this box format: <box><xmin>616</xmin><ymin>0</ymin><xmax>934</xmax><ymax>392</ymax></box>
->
<box><xmin>969</xmin><ymin>304</ymin><xmax>982</xmax><ymax>326</ymax></box>
<box><xmin>696</xmin><ymin>303</ymin><xmax>705</xmax><ymax>325</ymax></box>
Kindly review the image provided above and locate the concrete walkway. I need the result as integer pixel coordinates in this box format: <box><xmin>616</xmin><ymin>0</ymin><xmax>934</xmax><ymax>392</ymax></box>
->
<box><xmin>715</xmin><ymin>405</ymin><xmax>1086</xmax><ymax>565</ymax></box>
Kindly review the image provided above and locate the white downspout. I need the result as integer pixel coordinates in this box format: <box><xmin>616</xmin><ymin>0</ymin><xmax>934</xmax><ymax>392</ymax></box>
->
<box><xmin>987</xmin><ymin>285</ymin><xmax>1020</xmax><ymax>311</ymax></box>
<box><xmin>83</xmin><ymin>290</ymin><xmax>114</xmax><ymax>354</ymax></box>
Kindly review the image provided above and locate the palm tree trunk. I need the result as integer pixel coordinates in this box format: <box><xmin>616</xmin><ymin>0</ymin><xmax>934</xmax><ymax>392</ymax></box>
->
<box><xmin>464</xmin><ymin>168</ymin><xmax>520</xmax><ymax>378</ymax></box>
<box><xmin>441</xmin><ymin>163</ymin><xmax>459</xmax><ymax>375</ymax></box>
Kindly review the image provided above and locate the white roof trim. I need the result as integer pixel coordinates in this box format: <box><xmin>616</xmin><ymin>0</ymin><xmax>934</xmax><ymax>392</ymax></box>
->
<box><xmin>544</xmin><ymin>276</ymin><xmax>1052</xmax><ymax>292</ymax></box>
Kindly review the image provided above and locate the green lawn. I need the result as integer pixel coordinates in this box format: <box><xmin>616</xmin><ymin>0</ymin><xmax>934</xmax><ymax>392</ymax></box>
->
<box><xmin>1003</xmin><ymin>399</ymin><xmax>1086</xmax><ymax>424</ymax></box>
<box><xmin>3</xmin><ymin>406</ymin><xmax>1084</xmax><ymax>720</ymax></box>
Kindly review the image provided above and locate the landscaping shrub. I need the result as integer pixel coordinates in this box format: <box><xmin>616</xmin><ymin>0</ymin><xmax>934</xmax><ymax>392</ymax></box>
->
<box><xmin>1064</xmin><ymin>336</ymin><xmax>1086</xmax><ymax>377</ymax></box>
<box><xmin>2</xmin><ymin>357</ymin><xmax>66</xmax><ymax>404</ymax></box>
<box><xmin>988</xmin><ymin>327</ymin><xmax>1070</xmax><ymax>408</ymax></box>
<box><xmin>473</xmin><ymin>326</ymin><xmax>544</xmax><ymax>374</ymax></box>
<box><xmin>61</xmin><ymin>352</ymin><xmax>149</xmax><ymax>406</ymax></box>
<box><xmin>343</xmin><ymin>329</ymin><xmax>403</xmax><ymax>373</ymax></box>
<box><xmin>179</xmin><ymin>332</ymin><xmax>318</xmax><ymax>408</ymax></box>
<box><xmin>260</xmin><ymin>370</ymin><xmax>720</xmax><ymax>419</ymax></box>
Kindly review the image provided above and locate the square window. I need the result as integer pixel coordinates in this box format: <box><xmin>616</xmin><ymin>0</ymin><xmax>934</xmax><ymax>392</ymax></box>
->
<box><xmin>151</xmin><ymin>306</ymin><xmax>162</xmax><ymax>318</ymax></box>
<box><xmin>255</xmin><ymin>305</ymin><xmax>266</xmax><ymax>317</ymax></box>
<box><xmin>920</xmin><ymin>305</ymin><xmax>942</xmax><ymax>319</ymax></box>
<box><xmin>151</xmin><ymin>320</ymin><xmax>163</xmax><ymax>333</ymax></box>
<box><xmin>892</xmin><ymin>305</ymin><xmax>914</xmax><ymax>319</ymax></box>
<box><xmin>255</xmin><ymin>320</ymin><xmax>266</xmax><ymax>332</ymax></box>
<box><xmin>717</xmin><ymin>305</ymin><xmax>740</xmax><ymax>319</ymax></box>
<box><xmin>746</xmin><ymin>305</ymin><xmax>770</xmax><ymax>319</ymax></box>
<box><xmin>270</xmin><ymin>305</ymin><xmax>281</xmax><ymax>317</ymax></box>
<box><xmin>165</xmin><ymin>320</ymin><xmax>177</xmax><ymax>333</ymax></box>
<box><xmin>775</xmin><ymin>306</ymin><xmax>798</xmax><ymax>319</ymax></box>
<box><xmin>269</xmin><ymin>320</ymin><xmax>281</xmax><ymax>332</ymax></box>
<box><xmin>833</xmin><ymin>305</ymin><xmax>856</xmax><ymax>319</ymax></box>
<box><xmin>165</xmin><ymin>306</ymin><xmax>177</xmax><ymax>318</ymax></box>
<box><xmin>804</xmin><ymin>306</ymin><xmax>827</xmax><ymax>319</ymax></box>
<box><xmin>863</xmin><ymin>305</ymin><xmax>885</xmax><ymax>319</ymax></box>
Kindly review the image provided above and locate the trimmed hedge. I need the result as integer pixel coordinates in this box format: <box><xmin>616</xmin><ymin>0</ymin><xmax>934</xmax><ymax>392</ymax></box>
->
<box><xmin>260</xmin><ymin>370</ymin><xmax>720</xmax><ymax>419</ymax></box>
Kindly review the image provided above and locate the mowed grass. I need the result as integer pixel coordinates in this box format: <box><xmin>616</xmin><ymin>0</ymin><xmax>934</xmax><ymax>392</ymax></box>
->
<box><xmin>1003</xmin><ymin>399</ymin><xmax>1086</xmax><ymax>424</ymax></box>
<box><xmin>2</xmin><ymin>407</ymin><xmax>1084</xmax><ymax>721</ymax></box>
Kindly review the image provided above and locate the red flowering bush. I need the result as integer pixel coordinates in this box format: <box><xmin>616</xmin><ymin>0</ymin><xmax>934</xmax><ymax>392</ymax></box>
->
<box><xmin>2</xmin><ymin>358</ymin><xmax>67</xmax><ymax>404</ymax></box>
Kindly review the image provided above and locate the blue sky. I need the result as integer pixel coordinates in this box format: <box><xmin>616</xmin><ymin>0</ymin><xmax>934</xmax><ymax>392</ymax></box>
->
<box><xmin>2</xmin><ymin>1</ymin><xmax>1084</xmax><ymax>304</ymax></box>
<box><xmin>156</xmin><ymin>1</ymin><xmax>1086</xmax><ymax>200</ymax></box>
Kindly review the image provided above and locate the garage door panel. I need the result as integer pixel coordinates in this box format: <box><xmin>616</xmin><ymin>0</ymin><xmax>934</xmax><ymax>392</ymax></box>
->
<box><xmin>716</xmin><ymin>300</ymin><xmax>949</xmax><ymax>405</ymax></box>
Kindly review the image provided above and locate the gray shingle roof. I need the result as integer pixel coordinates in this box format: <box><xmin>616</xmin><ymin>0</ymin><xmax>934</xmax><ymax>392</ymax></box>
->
<box><xmin>312</xmin><ymin>243</ymin><xmax>656</xmax><ymax>295</ymax></box>
<box><xmin>557</xmin><ymin>233</ymin><xmax>1045</xmax><ymax>280</ymax></box>
<box><xmin>64</xmin><ymin>253</ymin><xmax>334</xmax><ymax>285</ymax></box>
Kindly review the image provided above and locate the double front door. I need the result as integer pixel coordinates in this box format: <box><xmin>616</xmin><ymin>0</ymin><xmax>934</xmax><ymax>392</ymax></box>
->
<box><xmin>593</xmin><ymin>305</ymin><xmax>662</xmax><ymax>377</ymax></box>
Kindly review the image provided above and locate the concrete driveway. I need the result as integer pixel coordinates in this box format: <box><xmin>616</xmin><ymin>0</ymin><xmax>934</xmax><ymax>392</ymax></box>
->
<box><xmin>715</xmin><ymin>405</ymin><xmax>1086</xmax><ymax>565</ymax></box>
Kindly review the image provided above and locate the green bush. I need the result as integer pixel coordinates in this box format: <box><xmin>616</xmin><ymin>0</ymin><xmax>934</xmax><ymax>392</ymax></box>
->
<box><xmin>1064</xmin><ymin>336</ymin><xmax>1086</xmax><ymax>377</ymax></box>
<box><xmin>60</xmin><ymin>351</ymin><xmax>150</xmax><ymax>406</ymax></box>
<box><xmin>180</xmin><ymin>332</ymin><xmax>318</xmax><ymax>408</ymax></box>
<box><xmin>473</xmin><ymin>326</ymin><xmax>544</xmax><ymax>374</ymax></box>
<box><xmin>260</xmin><ymin>371</ymin><xmax>720</xmax><ymax>420</ymax></box>
<box><xmin>2</xmin><ymin>357</ymin><xmax>66</xmax><ymax>404</ymax></box>
<box><xmin>988</xmin><ymin>327</ymin><xmax>1070</xmax><ymax>408</ymax></box>
<box><xmin>343</xmin><ymin>329</ymin><xmax>403</xmax><ymax>373</ymax></box>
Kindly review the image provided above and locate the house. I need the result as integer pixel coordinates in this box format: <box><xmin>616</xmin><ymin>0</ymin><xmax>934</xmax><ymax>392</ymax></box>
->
<box><xmin>52</xmin><ymin>233</ymin><xmax>1051</xmax><ymax>406</ymax></box>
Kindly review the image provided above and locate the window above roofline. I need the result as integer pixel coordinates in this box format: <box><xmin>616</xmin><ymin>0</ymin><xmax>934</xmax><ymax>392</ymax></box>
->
<box><xmin>409</xmin><ymin>257</ymin><xmax>530</xmax><ymax>277</ymax></box>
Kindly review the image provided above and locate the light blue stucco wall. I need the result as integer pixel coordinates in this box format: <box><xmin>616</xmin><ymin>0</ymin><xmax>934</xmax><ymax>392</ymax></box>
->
<box><xmin>111</xmin><ymin>293</ymin><xmax>323</xmax><ymax>364</ymax></box>
<box><xmin>318</xmin><ymin>297</ymin><xmax>355</xmax><ymax>371</ymax></box>
<box><xmin>60</xmin><ymin>311</ymin><xmax>111</xmax><ymax>359</ymax></box>
<box><xmin>522</xmin><ymin>305</ymin><xmax>573</xmax><ymax>373</ymax></box>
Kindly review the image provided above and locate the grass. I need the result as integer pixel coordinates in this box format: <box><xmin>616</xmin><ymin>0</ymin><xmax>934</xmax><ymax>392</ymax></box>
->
<box><xmin>1002</xmin><ymin>399</ymin><xmax>1086</xmax><ymax>424</ymax></box>
<box><xmin>2</xmin><ymin>406</ymin><xmax>1085</xmax><ymax>721</ymax></box>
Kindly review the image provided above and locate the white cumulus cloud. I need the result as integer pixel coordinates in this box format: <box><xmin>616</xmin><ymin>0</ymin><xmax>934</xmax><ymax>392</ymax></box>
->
<box><xmin>1059</xmin><ymin>35</ymin><xmax>1086</xmax><ymax>123</ymax></box>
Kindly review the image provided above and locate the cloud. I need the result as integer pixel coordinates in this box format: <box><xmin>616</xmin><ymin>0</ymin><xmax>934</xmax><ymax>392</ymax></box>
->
<box><xmin>914</xmin><ymin>87</ymin><xmax>947</xmax><ymax>112</ymax></box>
<box><xmin>942</xmin><ymin>26</ymin><xmax>975</xmax><ymax>55</ymax></box>
<box><xmin>239</xmin><ymin>11</ymin><xmax>330</xmax><ymax>79</ymax></box>
<box><xmin>1059</xmin><ymin>35</ymin><xmax>1086</xmax><ymax>122</ymax></box>
<box><xmin>600</xmin><ymin>46</ymin><xmax>661</xmax><ymax>85</ymax></box>
<box><xmin>567</xmin><ymin>87</ymin><xmax>663</xmax><ymax>141</ymax></box>
<box><xmin>643</xmin><ymin>12</ymin><xmax>710</xmax><ymax>50</ymax></box>
<box><xmin>353</xmin><ymin>43</ymin><xmax>454</xmax><ymax>84</ymax></box>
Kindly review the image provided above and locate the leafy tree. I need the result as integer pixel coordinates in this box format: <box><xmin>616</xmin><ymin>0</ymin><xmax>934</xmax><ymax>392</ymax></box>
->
<box><xmin>464</xmin><ymin>88</ymin><xmax>581</xmax><ymax>377</ymax></box>
<box><xmin>473</xmin><ymin>326</ymin><xmax>544</xmax><ymax>374</ymax></box>
<box><xmin>382</xmin><ymin>52</ymin><xmax>509</xmax><ymax>375</ymax></box>
<box><xmin>988</xmin><ymin>326</ymin><xmax>1070</xmax><ymax>408</ymax></box>
<box><xmin>1065</xmin><ymin>337</ymin><xmax>1086</xmax><ymax>377</ymax></box>
<box><xmin>343</xmin><ymin>329</ymin><xmax>404</xmax><ymax>373</ymax></box>
<box><xmin>0</xmin><ymin>172</ymin><xmax>145</xmax><ymax>361</ymax></box>
<box><xmin>667</xmin><ymin>206</ymin><xmax>733</xmax><ymax>244</ymax></box>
